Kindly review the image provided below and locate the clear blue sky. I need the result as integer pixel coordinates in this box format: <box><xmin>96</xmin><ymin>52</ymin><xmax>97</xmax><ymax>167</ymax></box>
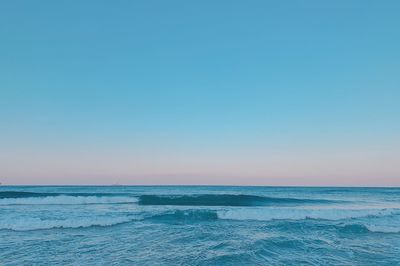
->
<box><xmin>1</xmin><ymin>0</ymin><xmax>399</xmax><ymax>185</ymax></box>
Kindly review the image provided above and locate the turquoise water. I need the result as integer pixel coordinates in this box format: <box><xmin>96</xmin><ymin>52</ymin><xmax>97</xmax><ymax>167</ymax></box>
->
<box><xmin>1</xmin><ymin>186</ymin><xmax>400</xmax><ymax>265</ymax></box>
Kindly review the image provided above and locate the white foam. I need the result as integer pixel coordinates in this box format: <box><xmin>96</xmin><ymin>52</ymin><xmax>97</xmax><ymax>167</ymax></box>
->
<box><xmin>0</xmin><ymin>196</ymin><xmax>138</xmax><ymax>205</ymax></box>
<box><xmin>365</xmin><ymin>225</ymin><xmax>400</xmax><ymax>233</ymax></box>
<box><xmin>0</xmin><ymin>216</ymin><xmax>133</xmax><ymax>231</ymax></box>
<box><xmin>217</xmin><ymin>207</ymin><xmax>400</xmax><ymax>221</ymax></box>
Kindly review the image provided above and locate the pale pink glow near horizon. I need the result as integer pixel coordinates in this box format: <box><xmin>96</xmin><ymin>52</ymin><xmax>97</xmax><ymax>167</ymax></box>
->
<box><xmin>2</xmin><ymin>148</ymin><xmax>399</xmax><ymax>186</ymax></box>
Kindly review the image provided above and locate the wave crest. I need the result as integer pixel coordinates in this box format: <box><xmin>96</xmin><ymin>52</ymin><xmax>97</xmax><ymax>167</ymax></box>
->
<box><xmin>0</xmin><ymin>195</ymin><xmax>138</xmax><ymax>205</ymax></box>
<box><xmin>138</xmin><ymin>194</ymin><xmax>333</xmax><ymax>207</ymax></box>
<box><xmin>217</xmin><ymin>208</ymin><xmax>400</xmax><ymax>221</ymax></box>
<box><xmin>0</xmin><ymin>216</ymin><xmax>133</xmax><ymax>231</ymax></box>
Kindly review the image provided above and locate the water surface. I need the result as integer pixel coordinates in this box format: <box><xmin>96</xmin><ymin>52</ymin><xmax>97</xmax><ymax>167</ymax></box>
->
<box><xmin>1</xmin><ymin>186</ymin><xmax>399</xmax><ymax>265</ymax></box>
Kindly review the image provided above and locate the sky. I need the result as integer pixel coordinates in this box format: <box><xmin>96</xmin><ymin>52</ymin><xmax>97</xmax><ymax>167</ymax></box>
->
<box><xmin>0</xmin><ymin>0</ymin><xmax>399</xmax><ymax>186</ymax></box>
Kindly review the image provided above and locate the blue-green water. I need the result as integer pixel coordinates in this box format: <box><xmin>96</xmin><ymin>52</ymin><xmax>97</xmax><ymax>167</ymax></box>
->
<box><xmin>1</xmin><ymin>186</ymin><xmax>400</xmax><ymax>265</ymax></box>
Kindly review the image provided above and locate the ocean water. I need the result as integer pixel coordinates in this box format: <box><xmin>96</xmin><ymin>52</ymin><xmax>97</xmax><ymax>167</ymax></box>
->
<box><xmin>1</xmin><ymin>186</ymin><xmax>399</xmax><ymax>265</ymax></box>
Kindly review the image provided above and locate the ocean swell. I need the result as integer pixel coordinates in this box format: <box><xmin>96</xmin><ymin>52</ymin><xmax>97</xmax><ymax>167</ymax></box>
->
<box><xmin>0</xmin><ymin>191</ymin><xmax>56</xmax><ymax>198</ymax></box>
<box><xmin>138</xmin><ymin>194</ymin><xmax>333</xmax><ymax>207</ymax></box>
<box><xmin>0</xmin><ymin>195</ymin><xmax>138</xmax><ymax>205</ymax></box>
<box><xmin>0</xmin><ymin>191</ymin><xmax>128</xmax><ymax>198</ymax></box>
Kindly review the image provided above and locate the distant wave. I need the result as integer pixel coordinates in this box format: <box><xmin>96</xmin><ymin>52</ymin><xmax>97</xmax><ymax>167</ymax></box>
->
<box><xmin>0</xmin><ymin>192</ymin><xmax>138</xmax><ymax>205</ymax></box>
<box><xmin>0</xmin><ymin>191</ymin><xmax>56</xmax><ymax>198</ymax></box>
<box><xmin>0</xmin><ymin>191</ymin><xmax>127</xmax><ymax>199</ymax></box>
<box><xmin>0</xmin><ymin>216</ymin><xmax>134</xmax><ymax>231</ymax></box>
<box><xmin>0</xmin><ymin>196</ymin><xmax>138</xmax><ymax>205</ymax></box>
<box><xmin>138</xmin><ymin>194</ymin><xmax>334</xmax><ymax>207</ymax></box>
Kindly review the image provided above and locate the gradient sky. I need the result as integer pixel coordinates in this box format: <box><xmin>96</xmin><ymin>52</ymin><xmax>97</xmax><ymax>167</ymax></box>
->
<box><xmin>1</xmin><ymin>0</ymin><xmax>399</xmax><ymax>186</ymax></box>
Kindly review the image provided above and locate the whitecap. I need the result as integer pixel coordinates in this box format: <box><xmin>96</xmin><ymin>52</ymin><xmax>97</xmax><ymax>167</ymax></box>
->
<box><xmin>0</xmin><ymin>216</ymin><xmax>134</xmax><ymax>231</ymax></box>
<box><xmin>217</xmin><ymin>207</ymin><xmax>400</xmax><ymax>221</ymax></box>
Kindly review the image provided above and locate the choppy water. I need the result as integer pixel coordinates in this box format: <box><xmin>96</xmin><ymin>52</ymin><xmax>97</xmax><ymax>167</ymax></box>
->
<box><xmin>1</xmin><ymin>186</ymin><xmax>400</xmax><ymax>265</ymax></box>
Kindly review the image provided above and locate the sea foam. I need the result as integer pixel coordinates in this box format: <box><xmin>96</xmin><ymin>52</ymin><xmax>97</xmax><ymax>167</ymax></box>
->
<box><xmin>0</xmin><ymin>216</ymin><xmax>133</xmax><ymax>231</ymax></box>
<box><xmin>216</xmin><ymin>207</ymin><xmax>400</xmax><ymax>221</ymax></box>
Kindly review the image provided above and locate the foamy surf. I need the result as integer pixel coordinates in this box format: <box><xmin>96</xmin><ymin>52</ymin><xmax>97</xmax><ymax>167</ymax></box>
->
<box><xmin>216</xmin><ymin>207</ymin><xmax>400</xmax><ymax>221</ymax></box>
<box><xmin>364</xmin><ymin>224</ymin><xmax>400</xmax><ymax>233</ymax></box>
<box><xmin>0</xmin><ymin>216</ymin><xmax>134</xmax><ymax>231</ymax></box>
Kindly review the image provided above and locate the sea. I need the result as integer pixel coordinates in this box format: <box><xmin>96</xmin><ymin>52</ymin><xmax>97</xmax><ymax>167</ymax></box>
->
<box><xmin>1</xmin><ymin>186</ymin><xmax>399</xmax><ymax>265</ymax></box>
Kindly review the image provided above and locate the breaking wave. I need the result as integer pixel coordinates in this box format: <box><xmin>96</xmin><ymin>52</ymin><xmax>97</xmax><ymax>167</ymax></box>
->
<box><xmin>0</xmin><ymin>216</ymin><xmax>134</xmax><ymax>231</ymax></box>
<box><xmin>362</xmin><ymin>224</ymin><xmax>400</xmax><ymax>233</ymax></box>
<box><xmin>2</xmin><ymin>208</ymin><xmax>399</xmax><ymax>233</ymax></box>
<box><xmin>216</xmin><ymin>207</ymin><xmax>400</xmax><ymax>221</ymax></box>
<box><xmin>141</xmin><ymin>208</ymin><xmax>400</xmax><ymax>234</ymax></box>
